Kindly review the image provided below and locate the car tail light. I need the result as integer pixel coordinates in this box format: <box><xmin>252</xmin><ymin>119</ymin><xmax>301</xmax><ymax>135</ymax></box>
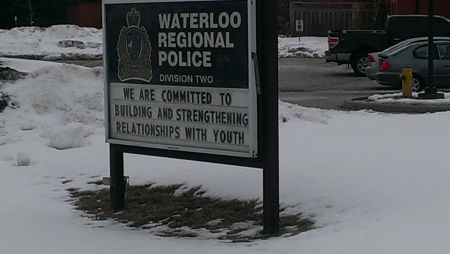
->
<box><xmin>328</xmin><ymin>37</ymin><xmax>339</xmax><ymax>49</ymax></box>
<box><xmin>380</xmin><ymin>59</ymin><xmax>390</xmax><ymax>71</ymax></box>
<box><xmin>367</xmin><ymin>54</ymin><xmax>376</xmax><ymax>62</ymax></box>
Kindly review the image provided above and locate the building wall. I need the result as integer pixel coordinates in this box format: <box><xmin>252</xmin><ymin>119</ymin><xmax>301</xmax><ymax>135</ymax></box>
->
<box><xmin>316</xmin><ymin>0</ymin><xmax>450</xmax><ymax>18</ymax></box>
<box><xmin>0</xmin><ymin>0</ymin><xmax>16</xmax><ymax>28</ymax></box>
<box><xmin>388</xmin><ymin>0</ymin><xmax>450</xmax><ymax>18</ymax></box>
<box><xmin>290</xmin><ymin>1</ymin><xmax>379</xmax><ymax>36</ymax></box>
<box><xmin>67</xmin><ymin>3</ymin><xmax>102</xmax><ymax>28</ymax></box>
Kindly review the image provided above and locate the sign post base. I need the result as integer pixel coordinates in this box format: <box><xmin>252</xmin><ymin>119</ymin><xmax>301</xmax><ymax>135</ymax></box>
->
<box><xmin>110</xmin><ymin>144</ymin><xmax>125</xmax><ymax>211</ymax></box>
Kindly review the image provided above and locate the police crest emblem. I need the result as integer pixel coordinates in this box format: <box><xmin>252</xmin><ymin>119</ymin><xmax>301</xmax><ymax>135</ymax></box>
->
<box><xmin>117</xmin><ymin>8</ymin><xmax>152</xmax><ymax>82</ymax></box>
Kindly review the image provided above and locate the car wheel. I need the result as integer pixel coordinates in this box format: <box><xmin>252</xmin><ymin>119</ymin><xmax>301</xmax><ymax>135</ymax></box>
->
<box><xmin>351</xmin><ymin>52</ymin><xmax>369</xmax><ymax>77</ymax></box>
<box><xmin>411</xmin><ymin>75</ymin><xmax>424</xmax><ymax>92</ymax></box>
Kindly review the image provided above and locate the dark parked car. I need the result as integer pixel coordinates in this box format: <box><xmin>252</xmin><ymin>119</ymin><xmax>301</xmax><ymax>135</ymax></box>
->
<box><xmin>376</xmin><ymin>39</ymin><xmax>450</xmax><ymax>91</ymax></box>
<box><xmin>326</xmin><ymin>15</ymin><xmax>450</xmax><ymax>76</ymax></box>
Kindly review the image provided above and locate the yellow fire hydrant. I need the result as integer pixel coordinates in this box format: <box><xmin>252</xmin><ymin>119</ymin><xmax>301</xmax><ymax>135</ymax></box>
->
<box><xmin>400</xmin><ymin>68</ymin><xmax>412</xmax><ymax>98</ymax></box>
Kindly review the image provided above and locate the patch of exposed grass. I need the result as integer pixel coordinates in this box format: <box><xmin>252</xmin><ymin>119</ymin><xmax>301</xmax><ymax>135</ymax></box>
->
<box><xmin>69</xmin><ymin>184</ymin><xmax>314</xmax><ymax>241</ymax></box>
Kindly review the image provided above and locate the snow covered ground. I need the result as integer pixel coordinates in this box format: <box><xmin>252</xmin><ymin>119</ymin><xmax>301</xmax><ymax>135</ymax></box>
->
<box><xmin>1</xmin><ymin>58</ymin><xmax>449</xmax><ymax>253</ymax></box>
<box><xmin>278</xmin><ymin>36</ymin><xmax>328</xmax><ymax>58</ymax></box>
<box><xmin>368</xmin><ymin>92</ymin><xmax>450</xmax><ymax>104</ymax></box>
<box><xmin>0</xmin><ymin>25</ymin><xmax>326</xmax><ymax>59</ymax></box>
<box><xmin>0</xmin><ymin>25</ymin><xmax>102</xmax><ymax>60</ymax></box>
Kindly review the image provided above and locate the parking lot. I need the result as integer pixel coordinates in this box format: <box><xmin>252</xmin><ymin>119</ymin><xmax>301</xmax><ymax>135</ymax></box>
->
<box><xmin>62</xmin><ymin>57</ymin><xmax>447</xmax><ymax>111</ymax></box>
<box><xmin>279</xmin><ymin>57</ymin><xmax>396</xmax><ymax>110</ymax></box>
<box><xmin>279</xmin><ymin>57</ymin><xmax>450</xmax><ymax>110</ymax></box>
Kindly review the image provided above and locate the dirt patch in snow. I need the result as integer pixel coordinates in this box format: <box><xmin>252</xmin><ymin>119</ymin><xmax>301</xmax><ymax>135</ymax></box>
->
<box><xmin>0</xmin><ymin>93</ymin><xmax>8</xmax><ymax>112</ymax></box>
<box><xmin>0</xmin><ymin>66</ymin><xmax>27</xmax><ymax>112</ymax></box>
<box><xmin>69</xmin><ymin>184</ymin><xmax>314</xmax><ymax>242</ymax></box>
<box><xmin>0</xmin><ymin>67</ymin><xmax>26</xmax><ymax>81</ymax></box>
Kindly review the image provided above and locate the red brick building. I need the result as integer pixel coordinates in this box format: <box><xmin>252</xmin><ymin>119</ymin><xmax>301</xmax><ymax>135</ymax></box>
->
<box><xmin>387</xmin><ymin>0</ymin><xmax>450</xmax><ymax>18</ymax></box>
<box><xmin>68</xmin><ymin>0</ymin><xmax>450</xmax><ymax>31</ymax></box>
<box><xmin>67</xmin><ymin>1</ymin><xmax>102</xmax><ymax>28</ymax></box>
<box><xmin>290</xmin><ymin>0</ymin><xmax>450</xmax><ymax>36</ymax></box>
<box><xmin>316</xmin><ymin>0</ymin><xmax>450</xmax><ymax>18</ymax></box>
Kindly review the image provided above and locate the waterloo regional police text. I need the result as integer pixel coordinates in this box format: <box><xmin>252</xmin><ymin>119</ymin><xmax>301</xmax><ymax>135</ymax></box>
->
<box><xmin>157</xmin><ymin>12</ymin><xmax>242</xmax><ymax>68</ymax></box>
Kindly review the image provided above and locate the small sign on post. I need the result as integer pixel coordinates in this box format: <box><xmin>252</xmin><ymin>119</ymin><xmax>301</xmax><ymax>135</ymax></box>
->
<box><xmin>296</xmin><ymin>19</ymin><xmax>303</xmax><ymax>42</ymax></box>
<box><xmin>295</xmin><ymin>19</ymin><xmax>304</xmax><ymax>32</ymax></box>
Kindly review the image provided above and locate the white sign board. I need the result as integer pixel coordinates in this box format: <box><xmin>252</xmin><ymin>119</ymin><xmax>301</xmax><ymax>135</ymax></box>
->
<box><xmin>104</xmin><ymin>0</ymin><xmax>258</xmax><ymax>158</ymax></box>
<box><xmin>296</xmin><ymin>19</ymin><xmax>304</xmax><ymax>32</ymax></box>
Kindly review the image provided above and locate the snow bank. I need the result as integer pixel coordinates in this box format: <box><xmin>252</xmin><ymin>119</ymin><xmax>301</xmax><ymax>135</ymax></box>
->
<box><xmin>1</xmin><ymin>63</ymin><xmax>104</xmax><ymax>150</ymax></box>
<box><xmin>0</xmin><ymin>57</ymin><xmax>62</xmax><ymax>72</ymax></box>
<box><xmin>0</xmin><ymin>25</ymin><xmax>102</xmax><ymax>59</ymax></box>
<box><xmin>0</xmin><ymin>25</ymin><xmax>327</xmax><ymax>60</ymax></box>
<box><xmin>278</xmin><ymin>37</ymin><xmax>328</xmax><ymax>58</ymax></box>
<box><xmin>368</xmin><ymin>92</ymin><xmax>450</xmax><ymax>104</ymax></box>
<box><xmin>46</xmin><ymin>124</ymin><xmax>93</xmax><ymax>150</ymax></box>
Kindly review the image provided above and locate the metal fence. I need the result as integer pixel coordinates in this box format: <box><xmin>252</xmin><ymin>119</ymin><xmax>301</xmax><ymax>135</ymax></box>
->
<box><xmin>290</xmin><ymin>2</ymin><xmax>379</xmax><ymax>36</ymax></box>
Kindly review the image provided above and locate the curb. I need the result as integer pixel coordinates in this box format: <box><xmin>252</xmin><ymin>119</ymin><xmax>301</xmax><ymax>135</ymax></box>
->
<box><xmin>342</xmin><ymin>98</ymin><xmax>450</xmax><ymax>113</ymax></box>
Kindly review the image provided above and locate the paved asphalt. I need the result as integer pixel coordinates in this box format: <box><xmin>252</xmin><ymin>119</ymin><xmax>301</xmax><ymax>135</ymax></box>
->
<box><xmin>278</xmin><ymin>57</ymin><xmax>396</xmax><ymax>110</ymax></box>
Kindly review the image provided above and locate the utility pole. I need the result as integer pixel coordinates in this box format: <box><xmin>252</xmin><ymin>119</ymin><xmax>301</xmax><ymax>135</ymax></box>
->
<box><xmin>260</xmin><ymin>0</ymin><xmax>280</xmax><ymax>235</ymax></box>
<box><xmin>416</xmin><ymin>0</ymin><xmax>420</xmax><ymax>14</ymax></box>
<box><xmin>419</xmin><ymin>0</ymin><xmax>444</xmax><ymax>99</ymax></box>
